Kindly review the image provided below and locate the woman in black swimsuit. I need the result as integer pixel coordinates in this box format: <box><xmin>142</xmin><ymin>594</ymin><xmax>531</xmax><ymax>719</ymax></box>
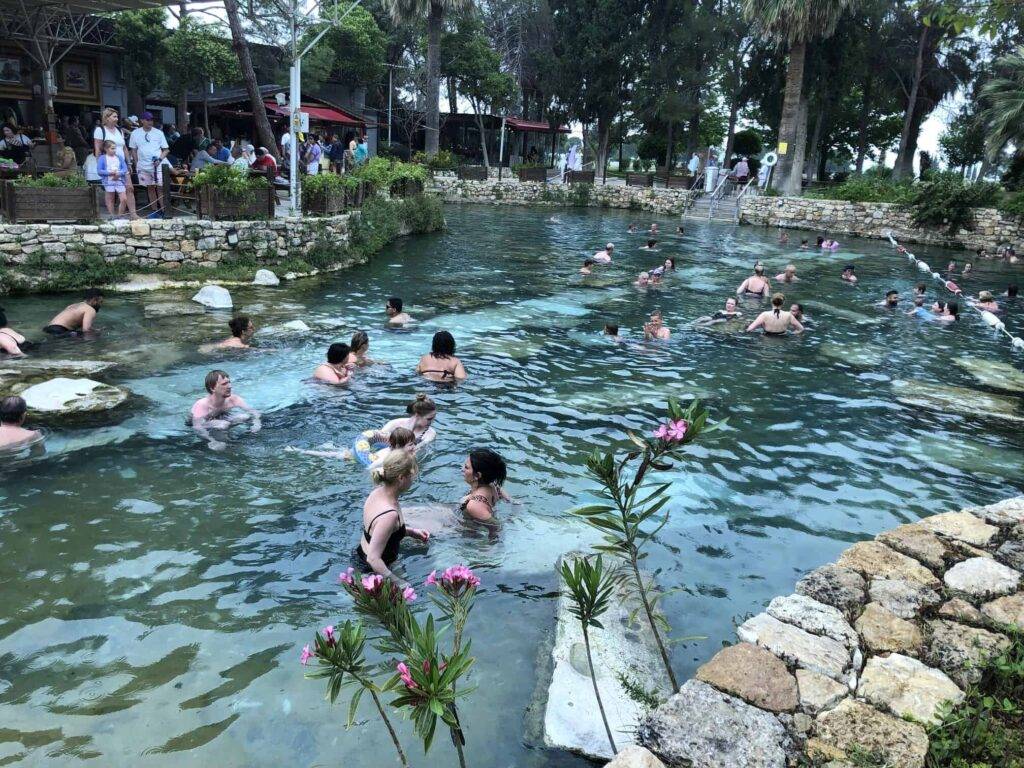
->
<box><xmin>357</xmin><ymin>450</ymin><xmax>429</xmax><ymax>585</ymax></box>
<box><xmin>736</xmin><ymin>264</ymin><xmax>771</xmax><ymax>297</ymax></box>
<box><xmin>416</xmin><ymin>330</ymin><xmax>467</xmax><ymax>382</ymax></box>
<box><xmin>460</xmin><ymin>448</ymin><xmax>508</xmax><ymax>522</ymax></box>
<box><xmin>0</xmin><ymin>307</ymin><xmax>33</xmax><ymax>356</ymax></box>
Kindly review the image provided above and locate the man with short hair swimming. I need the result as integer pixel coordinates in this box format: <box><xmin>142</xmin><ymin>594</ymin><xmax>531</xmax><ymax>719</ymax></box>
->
<box><xmin>386</xmin><ymin>296</ymin><xmax>412</xmax><ymax>325</ymax></box>
<box><xmin>0</xmin><ymin>396</ymin><xmax>42</xmax><ymax>449</ymax></box>
<box><xmin>203</xmin><ymin>315</ymin><xmax>255</xmax><ymax>351</ymax></box>
<box><xmin>580</xmin><ymin>258</ymin><xmax>595</xmax><ymax>275</ymax></box>
<box><xmin>841</xmin><ymin>265</ymin><xmax>858</xmax><ymax>284</ymax></box>
<box><xmin>640</xmin><ymin>239</ymin><xmax>658</xmax><ymax>251</ymax></box>
<box><xmin>604</xmin><ymin>323</ymin><xmax>622</xmax><ymax>341</ymax></box>
<box><xmin>643</xmin><ymin>310</ymin><xmax>670</xmax><ymax>340</ymax></box>
<box><xmin>44</xmin><ymin>288</ymin><xmax>104</xmax><ymax>335</ymax></box>
<box><xmin>880</xmin><ymin>290</ymin><xmax>899</xmax><ymax>309</ymax></box>
<box><xmin>189</xmin><ymin>370</ymin><xmax>261</xmax><ymax>451</ymax></box>
<box><xmin>775</xmin><ymin>264</ymin><xmax>799</xmax><ymax>283</ymax></box>
<box><xmin>314</xmin><ymin>342</ymin><xmax>354</xmax><ymax>385</ymax></box>
<box><xmin>592</xmin><ymin>243</ymin><xmax>614</xmax><ymax>263</ymax></box>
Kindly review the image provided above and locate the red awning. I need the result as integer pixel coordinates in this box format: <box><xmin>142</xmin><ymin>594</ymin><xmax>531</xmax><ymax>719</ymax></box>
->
<box><xmin>263</xmin><ymin>101</ymin><xmax>364</xmax><ymax>126</ymax></box>
<box><xmin>505</xmin><ymin>117</ymin><xmax>569</xmax><ymax>133</ymax></box>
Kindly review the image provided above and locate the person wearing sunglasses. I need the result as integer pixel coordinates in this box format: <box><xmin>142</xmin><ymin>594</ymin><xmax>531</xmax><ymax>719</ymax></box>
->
<box><xmin>128</xmin><ymin>111</ymin><xmax>169</xmax><ymax>218</ymax></box>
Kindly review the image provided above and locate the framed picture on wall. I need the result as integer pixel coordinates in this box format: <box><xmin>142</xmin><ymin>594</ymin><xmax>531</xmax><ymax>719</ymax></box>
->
<box><xmin>0</xmin><ymin>56</ymin><xmax>22</xmax><ymax>86</ymax></box>
<box><xmin>60</xmin><ymin>61</ymin><xmax>95</xmax><ymax>95</ymax></box>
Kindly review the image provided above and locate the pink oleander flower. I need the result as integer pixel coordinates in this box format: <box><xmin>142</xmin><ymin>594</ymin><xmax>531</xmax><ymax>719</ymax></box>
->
<box><xmin>423</xmin><ymin>659</ymin><xmax>431</xmax><ymax>674</ymax></box>
<box><xmin>425</xmin><ymin>570</ymin><xmax>437</xmax><ymax>586</ymax></box>
<box><xmin>300</xmin><ymin>644</ymin><xmax>313</xmax><ymax>666</ymax></box>
<box><xmin>338</xmin><ymin>567</ymin><xmax>355</xmax><ymax>585</ymax></box>
<box><xmin>361</xmin><ymin>574</ymin><xmax>384</xmax><ymax>593</ymax></box>
<box><xmin>402</xmin><ymin>586</ymin><xmax>417</xmax><ymax>602</ymax></box>
<box><xmin>667</xmin><ymin>419</ymin><xmax>689</xmax><ymax>441</ymax></box>
<box><xmin>653</xmin><ymin>423</ymin><xmax>670</xmax><ymax>440</ymax></box>
<box><xmin>323</xmin><ymin>625</ymin><xmax>336</xmax><ymax>646</ymax></box>
<box><xmin>440</xmin><ymin>564</ymin><xmax>481</xmax><ymax>590</ymax></box>
<box><xmin>397</xmin><ymin>661</ymin><xmax>416</xmax><ymax>689</ymax></box>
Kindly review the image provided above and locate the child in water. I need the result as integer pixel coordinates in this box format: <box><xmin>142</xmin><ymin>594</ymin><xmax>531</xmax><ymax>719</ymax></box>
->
<box><xmin>286</xmin><ymin>426</ymin><xmax>416</xmax><ymax>465</ymax></box>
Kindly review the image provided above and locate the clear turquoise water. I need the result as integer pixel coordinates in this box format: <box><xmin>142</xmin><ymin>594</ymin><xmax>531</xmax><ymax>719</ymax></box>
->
<box><xmin>0</xmin><ymin>204</ymin><xmax>1022</xmax><ymax>766</ymax></box>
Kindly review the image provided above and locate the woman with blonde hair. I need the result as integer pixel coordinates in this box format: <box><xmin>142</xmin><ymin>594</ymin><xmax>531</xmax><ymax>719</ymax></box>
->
<box><xmin>356</xmin><ymin>450</ymin><xmax>429</xmax><ymax>584</ymax></box>
<box><xmin>92</xmin><ymin>107</ymin><xmax>136</xmax><ymax>218</ymax></box>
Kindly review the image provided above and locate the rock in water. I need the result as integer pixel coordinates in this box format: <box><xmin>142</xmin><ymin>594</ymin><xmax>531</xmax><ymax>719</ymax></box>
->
<box><xmin>259</xmin><ymin>320</ymin><xmax>311</xmax><ymax>336</ymax></box>
<box><xmin>144</xmin><ymin>302</ymin><xmax>207</xmax><ymax>318</ymax></box>
<box><xmin>892</xmin><ymin>379</ymin><xmax>1024</xmax><ymax>424</ymax></box>
<box><xmin>604</xmin><ymin>746</ymin><xmax>666</xmax><ymax>768</ymax></box>
<box><xmin>638</xmin><ymin>680</ymin><xmax>791</xmax><ymax>768</ymax></box>
<box><xmin>20</xmin><ymin>377</ymin><xmax>129</xmax><ymax>414</ymax></box>
<box><xmin>543</xmin><ymin>556</ymin><xmax>672</xmax><ymax>760</ymax></box>
<box><xmin>191</xmin><ymin>285</ymin><xmax>233</xmax><ymax>309</ymax></box>
<box><xmin>953</xmin><ymin>356</ymin><xmax>1024</xmax><ymax>393</ymax></box>
<box><xmin>819</xmin><ymin>342</ymin><xmax>886</xmax><ymax>368</ymax></box>
<box><xmin>253</xmin><ymin>269</ymin><xmax>280</xmax><ymax>286</ymax></box>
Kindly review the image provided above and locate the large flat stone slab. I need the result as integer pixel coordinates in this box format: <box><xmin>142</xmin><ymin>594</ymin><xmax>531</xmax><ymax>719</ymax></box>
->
<box><xmin>918</xmin><ymin>511</ymin><xmax>999</xmax><ymax>547</ymax></box>
<box><xmin>981</xmin><ymin>592</ymin><xmax>1024</xmax><ymax>630</ymax></box>
<box><xmin>996</xmin><ymin>539</ymin><xmax>1024</xmax><ymax>572</ymax></box>
<box><xmin>953</xmin><ymin>356</ymin><xmax>1024</xmax><ymax>393</ymax></box>
<box><xmin>926</xmin><ymin>619</ymin><xmax>1011</xmax><ymax>688</ymax></box>
<box><xmin>737</xmin><ymin>613</ymin><xmax>849</xmax><ymax>681</ymax></box>
<box><xmin>795</xmin><ymin>565</ymin><xmax>867</xmax><ymax>620</ymax></box>
<box><xmin>695</xmin><ymin>642</ymin><xmax>798</xmax><ymax>713</ymax></box>
<box><xmin>857</xmin><ymin>653</ymin><xmax>963</xmax><ymax>725</ymax></box>
<box><xmin>855</xmin><ymin>603</ymin><xmax>923</xmax><ymax>654</ymax></box>
<box><xmin>937</xmin><ymin>598</ymin><xmax>985</xmax><ymax>624</ymax></box>
<box><xmin>837</xmin><ymin>541</ymin><xmax>940</xmax><ymax>588</ymax></box>
<box><xmin>638</xmin><ymin>680</ymin><xmax>791</xmax><ymax>768</ymax></box>
<box><xmin>543</xmin><ymin>558</ymin><xmax>672</xmax><ymax>760</ymax></box>
<box><xmin>877</xmin><ymin>524</ymin><xmax>949</xmax><ymax>570</ymax></box>
<box><xmin>796</xmin><ymin>669</ymin><xmax>848</xmax><ymax>715</ymax></box>
<box><xmin>893</xmin><ymin>379</ymin><xmax>1024</xmax><ymax>424</ymax></box>
<box><xmin>18</xmin><ymin>377</ymin><xmax>129</xmax><ymax>415</ymax></box>
<box><xmin>809</xmin><ymin>698</ymin><xmax>928</xmax><ymax>768</ymax></box>
<box><xmin>767</xmin><ymin>594</ymin><xmax>858</xmax><ymax>647</ymax></box>
<box><xmin>943</xmin><ymin>557</ymin><xmax>1020</xmax><ymax>599</ymax></box>
<box><xmin>869</xmin><ymin>578</ymin><xmax>941</xmax><ymax>620</ymax></box>
<box><xmin>966</xmin><ymin>496</ymin><xmax>1024</xmax><ymax>527</ymax></box>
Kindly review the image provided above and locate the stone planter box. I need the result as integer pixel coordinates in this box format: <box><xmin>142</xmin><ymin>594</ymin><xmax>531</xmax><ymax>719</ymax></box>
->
<box><xmin>626</xmin><ymin>173</ymin><xmax>654</xmax><ymax>187</ymax></box>
<box><xmin>197</xmin><ymin>186</ymin><xmax>275</xmax><ymax>221</ymax></box>
<box><xmin>665</xmin><ymin>175</ymin><xmax>692</xmax><ymax>189</ymax></box>
<box><xmin>1</xmin><ymin>181</ymin><xmax>99</xmax><ymax>222</ymax></box>
<box><xmin>517</xmin><ymin>167</ymin><xmax>548</xmax><ymax>183</ymax></box>
<box><xmin>566</xmin><ymin>170</ymin><xmax>595</xmax><ymax>185</ymax></box>
<box><xmin>390</xmin><ymin>177</ymin><xmax>424</xmax><ymax>198</ymax></box>
<box><xmin>458</xmin><ymin>165</ymin><xmax>488</xmax><ymax>181</ymax></box>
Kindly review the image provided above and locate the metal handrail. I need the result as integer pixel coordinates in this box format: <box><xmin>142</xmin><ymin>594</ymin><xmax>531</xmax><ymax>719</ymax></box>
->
<box><xmin>707</xmin><ymin>172</ymin><xmax>731</xmax><ymax>220</ymax></box>
<box><xmin>683</xmin><ymin>170</ymin><xmax>705</xmax><ymax>211</ymax></box>
<box><xmin>561</xmin><ymin>159</ymin><xmax>595</xmax><ymax>182</ymax></box>
<box><xmin>733</xmin><ymin>176</ymin><xmax>757</xmax><ymax>222</ymax></box>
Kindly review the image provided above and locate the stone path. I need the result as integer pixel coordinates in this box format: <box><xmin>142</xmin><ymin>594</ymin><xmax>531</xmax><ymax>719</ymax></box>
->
<box><xmin>606</xmin><ymin>496</ymin><xmax>1024</xmax><ymax>768</ymax></box>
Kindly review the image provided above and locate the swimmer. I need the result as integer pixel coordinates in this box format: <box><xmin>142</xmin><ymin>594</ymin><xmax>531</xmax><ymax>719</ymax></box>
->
<box><xmin>694</xmin><ymin>297</ymin><xmax>743</xmax><ymax>326</ymax></box>
<box><xmin>580</xmin><ymin>258</ymin><xmax>595</xmax><ymax>275</ymax></box>
<box><xmin>816</xmin><ymin>236</ymin><xmax>825</xmax><ymax>248</ymax></box>
<box><xmin>369</xmin><ymin>393</ymin><xmax>438</xmax><ymax>449</ymax></box>
<box><xmin>736</xmin><ymin>264</ymin><xmax>771</xmax><ymax>297</ymax></box>
<box><xmin>189</xmin><ymin>369</ymin><xmax>261</xmax><ymax>451</ymax></box>
<box><xmin>416</xmin><ymin>330</ymin><xmax>467</xmax><ymax>382</ymax></box>
<box><xmin>907</xmin><ymin>296</ymin><xmax>932</xmax><ymax>319</ymax></box>
<box><xmin>676</xmin><ymin>225</ymin><xmax>684</xmax><ymax>235</ymax></box>
<box><xmin>946</xmin><ymin>260</ymin><xmax>957</xmax><ymax>275</ymax></box>
<box><xmin>962</xmin><ymin>262</ymin><xmax>973</xmax><ymax>277</ymax></box>
<box><xmin>0</xmin><ymin>396</ymin><xmax>42</xmax><ymax>449</ymax></box>
<box><xmin>790</xmin><ymin>303</ymin><xmax>805</xmax><ymax>322</ymax></box>
<box><xmin>935</xmin><ymin>301</ymin><xmax>960</xmax><ymax>324</ymax></box>
<box><xmin>460</xmin><ymin>448</ymin><xmax>509</xmax><ymax>522</ymax></box>
<box><xmin>880</xmin><ymin>290</ymin><xmax>899</xmax><ymax>309</ymax></box>
<box><xmin>799</xmin><ymin>239</ymin><xmax>809</xmax><ymax>250</ymax></box>
<box><xmin>971</xmin><ymin>290</ymin><xmax>1000</xmax><ymax>313</ymax></box>
<box><xmin>355</xmin><ymin>450</ymin><xmax>429</xmax><ymax>587</ymax></box>
<box><xmin>643</xmin><ymin>310</ymin><xmax>671</xmax><ymax>340</ymax></box>
<box><xmin>386</xmin><ymin>296</ymin><xmax>412</xmax><ymax>325</ymax></box>
<box><xmin>592</xmin><ymin>243</ymin><xmax>614</xmax><ymax>263</ymax></box>
<box><xmin>649</xmin><ymin>223</ymin><xmax>659</xmax><ymax>235</ymax></box>
<box><xmin>205</xmin><ymin>315</ymin><xmax>255</xmax><ymax>350</ymax></box>
<box><xmin>640</xmin><ymin>239</ymin><xmax>658</xmax><ymax>251</ymax></box>
<box><xmin>1004</xmin><ymin>285</ymin><xmax>1018</xmax><ymax>298</ymax></box>
<box><xmin>977</xmin><ymin>248</ymin><xmax>989</xmax><ymax>260</ymax></box>
<box><xmin>775</xmin><ymin>264</ymin><xmax>799</xmax><ymax>283</ymax></box>
<box><xmin>931</xmin><ymin>300</ymin><xmax>946</xmax><ymax>315</ymax></box>
<box><xmin>914</xmin><ymin>283</ymin><xmax>927</xmax><ymax>298</ymax></box>
<box><xmin>0</xmin><ymin>307</ymin><xmax>32</xmax><ymax>356</ymax></box>
<box><xmin>347</xmin><ymin>330</ymin><xmax>374</xmax><ymax>366</ymax></box>
<box><xmin>746</xmin><ymin>293</ymin><xmax>804</xmax><ymax>335</ymax></box>
<box><xmin>649</xmin><ymin>267</ymin><xmax>664</xmax><ymax>284</ymax></box>
<box><xmin>604</xmin><ymin>323</ymin><xmax>622</xmax><ymax>340</ymax></box>
<box><xmin>292</xmin><ymin>428</ymin><xmax>418</xmax><ymax>464</ymax></box>
<box><xmin>635</xmin><ymin>271</ymin><xmax>651</xmax><ymax>288</ymax></box>
<box><xmin>314</xmin><ymin>342</ymin><xmax>354</xmax><ymax>385</ymax></box>
<box><xmin>664</xmin><ymin>257</ymin><xmax>676</xmax><ymax>272</ymax></box>
<box><xmin>628</xmin><ymin>223</ymin><xmax>637</xmax><ymax>233</ymax></box>
<box><xmin>778</xmin><ymin>231</ymin><xmax>789</xmax><ymax>245</ymax></box>
<box><xmin>43</xmin><ymin>288</ymin><xmax>103</xmax><ymax>336</ymax></box>
<box><xmin>841</xmin><ymin>265</ymin><xmax>858</xmax><ymax>284</ymax></box>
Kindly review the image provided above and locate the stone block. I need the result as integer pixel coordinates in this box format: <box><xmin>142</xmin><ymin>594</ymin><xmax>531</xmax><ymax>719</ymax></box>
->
<box><xmin>857</xmin><ymin>653</ymin><xmax>963</xmax><ymax>725</ymax></box>
<box><xmin>737</xmin><ymin>613</ymin><xmax>850</xmax><ymax>680</ymax></box>
<box><xmin>695</xmin><ymin>642</ymin><xmax>798</xmax><ymax>713</ymax></box>
<box><xmin>809</xmin><ymin>699</ymin><xmax>927</xmax><ymax>768</ymax></box>
<box><xmin>855</xmin><ymin>603</ymin><xmax>923</xmax><ymax>654</ymax></box>
<box><xmin>943</xmin><ymin>557</ymin><xmax>1020</xmax><ymax>599</ymax></box>
<box><xmin>837</xmin><ymin>541</ymin><xmax>940</xmax><ymax>588</ymax></box>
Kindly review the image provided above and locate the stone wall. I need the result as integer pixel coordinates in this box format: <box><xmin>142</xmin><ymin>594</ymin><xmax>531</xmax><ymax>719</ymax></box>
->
<box><xmin>741</xmin><ymin>196</ymin><xmax>1024</xmax><ymax>252</ymax></box>
<box><xmin>427</xmin><ymin>177</ymin><xmax>695</xmax><ymax>215</ymax></box>
<box><xmin>615</xmin><ymin>496</ymin><xmax>1024</xmax><ymax>768</ymax></box>
<box><xmin>0</xmin><ymin>214</ymin><xmax>351</xmax><ymax>272</ymax></box>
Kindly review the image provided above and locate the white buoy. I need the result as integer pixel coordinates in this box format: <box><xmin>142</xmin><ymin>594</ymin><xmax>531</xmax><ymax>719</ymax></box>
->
<box><xmin>932</xmin><ymin>272</ymin><xmax>942</xmax><ymax>281</ymax></box>
<box><xmin>917</xmin><ymin>260</ymin><xmax>930</xmax><ymax>272</ymax></box>
<box><xmin>981</xmin><ymin>311</ymin><xmax>1005</xmax><ymax>332</ymax></box>
<box><xmin>1013</xmin><ymin>337</ymin><xmax>1024</xmax><ymax>350</ymax></box>
<box><xmin>907</xmin><ymin>253</ymin><xmax>916</xmax><ymax>262</ymax></box>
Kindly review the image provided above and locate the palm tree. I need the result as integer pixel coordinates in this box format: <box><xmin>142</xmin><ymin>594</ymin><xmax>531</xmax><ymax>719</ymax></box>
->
<box><xmin>742</xmin><ymin>0</ymin><xmax>855</xmax><ymax>195</ymax></box>
<box><xmin>384</xmin><ymin>0</ymin><xmax>472</xmax><ymax>156</ymax></box>
<box><xmin>980</xmin><ymin>46</ymin><xmax>1024</xmax><ymax>162</ymax></box>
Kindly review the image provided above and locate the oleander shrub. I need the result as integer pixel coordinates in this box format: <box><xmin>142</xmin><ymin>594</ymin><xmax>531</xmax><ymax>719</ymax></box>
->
<box><xmin>910</xmin><ymin>171</ymin><xmax>1002</xmax><ymax>232</ymax></box>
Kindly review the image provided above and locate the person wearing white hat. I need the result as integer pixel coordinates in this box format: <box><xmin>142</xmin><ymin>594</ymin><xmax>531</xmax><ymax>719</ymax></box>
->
<box><xmin>592</xmin><ymin>242</ymin><xmax>614</xmax><ymax>263</ymax></box>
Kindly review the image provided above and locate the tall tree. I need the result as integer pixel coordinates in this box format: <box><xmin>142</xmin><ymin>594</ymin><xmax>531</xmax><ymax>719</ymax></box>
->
<box><xmin>113</xmin><ymin>9</ymin><xmax>169</xmax><ymax>117</ymax></box>
<box><xmin>742</xmin><ymin>0</ymin><xmax>855</xmax><ymax>195</ymax></box>
<box><xmin>223</xmin><ymin>0</ymin><xmax>279</xmax><ymax>159</ymax></box>
<box><xmin>980</xmin><ymin>46</ymin><xmax>1024</xmax><ymax>161</ymax></box>
<box><xmin>164</xmin><ymin>17</ymin><xmax>238</xmax><ymax>134</ymax></box>
<box><xmin>384</xmin><ymin>0</ymin><xmax>473</xmax><ymax>156</ymax></box>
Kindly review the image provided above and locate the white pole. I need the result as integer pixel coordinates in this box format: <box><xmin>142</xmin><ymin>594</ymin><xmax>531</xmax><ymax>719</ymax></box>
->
<box><xmin>387</xmin><ymin>67</ymin><xmax>393</xmax><ymax>146</ymax></box>
<box><xmin>498</xmin><ymin>116</ymin><xmax>506</xmax><ymax>178</ymax></box>
<box><xmin>289</xmin><ymin>62</ymin><xmax>299</xmax><ymax>214</ymax></box>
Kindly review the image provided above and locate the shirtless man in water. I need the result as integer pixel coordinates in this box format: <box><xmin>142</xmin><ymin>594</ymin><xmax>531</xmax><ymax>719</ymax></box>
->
<box><xmin>775</xmin><ymin>264</ymin><xmax>799</xmax><ymax>283</ymax></box>
<box><xmin>746</xmin><ymin>293</ymin><xmax>804</xmax><ymax>335</ymax></box>
<box><xmin>201</xmin><ymin>316</ymin><xmax>255</xmax><ymax>352</ymax></box>
<box><xmin>592</xmin><ymin>243</ymin><xmax>614</xmax><ymax>263</ymax></box>
<box><xmin>386</xmin><ymin>296</ymin><xmax>412</xmax><ymax>325</ymax></box>
<box><xmin>0</xmin><ymin>396</ymin><xmax>42</xmax><ymax>450</ymax></box>
<box><xmin>736</xmin><ymin>265</ymin><xmax>771</xmax><ymax>297</ymax></box>
<box><xmin>44</xmin><ymin>288</ymin><xmax>103</xmax><ymax>336</ymax></box>
<box><xmin>643</xmin><ymin>310</ymin><xmax>671</xmax><ymax>340</ymax></box>
<box><xmin>190</xmin><ymin>369</ymin><xmax>261</xmax><ymax>451</ymax></box>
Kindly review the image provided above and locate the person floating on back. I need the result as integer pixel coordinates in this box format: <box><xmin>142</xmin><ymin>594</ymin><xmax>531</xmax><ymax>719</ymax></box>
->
<box><xmin>44</xmin><ymin>288</ymin><xmax>104</xmax><ymax>336</ymax></box>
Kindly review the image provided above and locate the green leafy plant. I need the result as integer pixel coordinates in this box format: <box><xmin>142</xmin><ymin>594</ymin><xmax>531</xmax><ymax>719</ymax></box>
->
<box><xmin>999</xmin><ymin>190</ymin><xmax>1024</xmax><ymax>220</ymax></box>
<box><xmin>572</xmin><ymin>398</ymin><xmax>721</xmax><ymax>690</ymax></box>
<box><xmin>926</xmin><ymin>629</ymin><xmax>1024</xmax><ymax>767</ymax></box>
<box><xmin>15</xmin><ymin>173</ymin><xmax>88</xmax><ymax>189</ymax></box>
<box><xmin>560</xmin><ymin>554</ymin><xmax>620</xmax><ymax>755</ymax></box>
<box><xmin>399</xmin><ymin>194</ymin><xmax>445</xmax><ymax>234</ymax></box>
<box><xmin>806</xmin><ymin>174</ymin><xmax>914</xmax><ymax>204</ymax></box>
<box><xmin>191</xmin><ymin>164</ymin><xmax>269</xmax><ymax>197</ymax></box>
<box><xmin>413</xmin><ymin>150</ymin><xmax>457</xmax><ymax>172</ymax></box>
<box><xmin>909</xmin><ymin>171</ymin><xmax>1003</xmax><ymax>233</ymax></box>
<box><xmin>568</xmin><ymin>183</ymin><xmax>592</xmax><ymax>207</ymax></box>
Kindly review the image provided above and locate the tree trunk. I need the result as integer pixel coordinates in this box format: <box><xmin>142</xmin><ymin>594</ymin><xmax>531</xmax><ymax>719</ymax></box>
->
<box><xmin>894</xmin><ymin>25</ymin><xmax>929</xmax><ymax>180</ymax></box>
<box><xmin>723</xmin><ymin>95</ymin><xmax>740</xmax><ymax>166</ymax></box>
<box><xmin>473</xmin><ymin>109</ymin><xmax>490</xmax><ymax>168</ymax></box>
<box><xmin>775</xmin><ymin>40</ymin><xmax>807</xmax><ymax>196</ymax></box>
<box><xmin>225</xmin><ymin>0</ymin><xmax>279</xmax><ymax>160</ymax></box>
<box><xmin>597</xmin><ymin>113</ymin><xmax>612</xmax><ymax>174</ymax></box>
<box><xmin>177</xmin><ymin>2</ymin><xmax>189</xmax><ymax>129</ymax></box>
<box><xmin>804</xmin><ymin>105</ymin><xmax>825</xmax><ymax>181</ymax></box>
<box><xmin>663</xmin><ymin>120</ymin><xmax>674</xmax><ymax>173</ymax></box>
<box><xmin>684</xmin><ymin>110</ymin><xmax>700</xmax><ymax>158</ymax></box>
<box><xmin>791</xmin><ymin>96</ymin><xmax>808</xmax><ymax>189</ymax></box>
<box><xmin>424</xmin><ymin>2</ymin><xmax>444</xmax><ymax>156</ymax></box>
<box><xmin>203</xmin><ymin>89</ymin><xmax>211</xmax><ymax>136</ymax></box>
<box><xmin>448</xmin><ymin>79</ymin><xmax>458</xmax><ymax>115</ymax></box>
<box><xmin>854</xmin><ymin>75</ymin><xmax>873</xmax><ymax>173</ymax></box>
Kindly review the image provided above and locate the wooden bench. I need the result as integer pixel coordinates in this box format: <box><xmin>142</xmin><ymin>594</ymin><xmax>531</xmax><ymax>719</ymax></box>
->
<box><xmin>566</xmin><ymin>170</ymin><xmax>595</xmax><ymax>185</ymax></box>
<box><xmin>626</xmin><ymin>173</ymin><xmax>653</xmax><ymax>187</ymax></box>
<box><xmin>457</xmin><ymin>165</ymin><xmax>488</xmax><ymax>181</ymax></box>
<box><xmin>517</xmin><ymin>167</ymin><xmax>547</xmax><ymax>183</ymax></box>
